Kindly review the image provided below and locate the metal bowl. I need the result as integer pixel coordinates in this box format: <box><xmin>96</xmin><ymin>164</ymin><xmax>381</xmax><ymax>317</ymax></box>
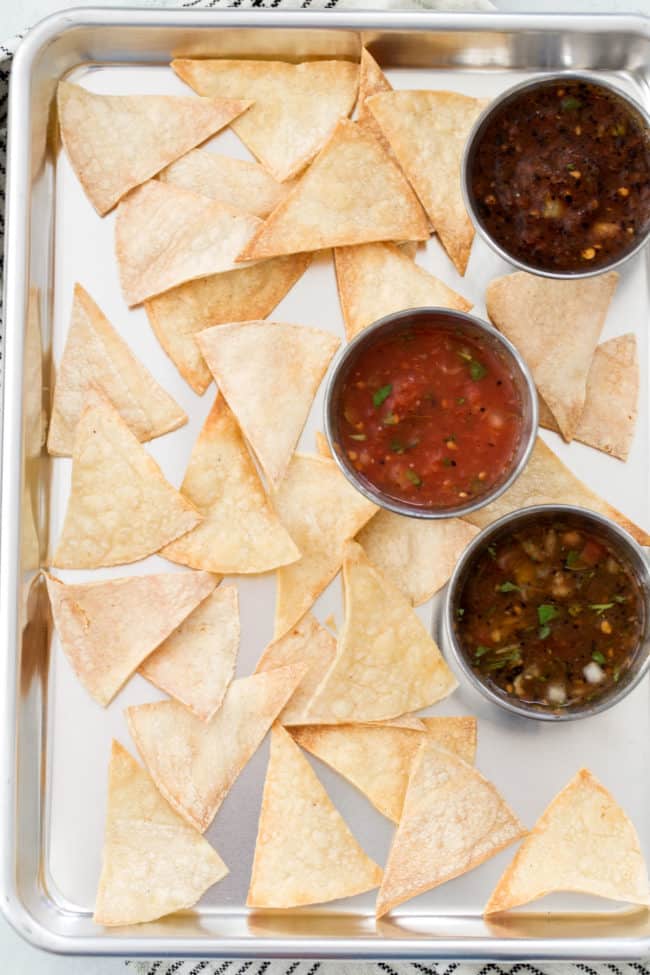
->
<box><xmin>443</xmin><ymin>504</ymin><xmax>650</xmax><ymax>721</ymax></box>
<box><xmin>323</xmin><ymin>306</ymin><xmax>538</xmax><ymax>519</ymax></box>
<box><xmin>461</xmin><ymin>72</ymin><xmax>650</xmax><ymax>279</ymax></box>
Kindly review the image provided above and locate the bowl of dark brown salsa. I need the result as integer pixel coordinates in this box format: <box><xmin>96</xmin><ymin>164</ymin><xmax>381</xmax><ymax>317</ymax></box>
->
<box><xmin>463</xmin><ymin>74</ymin><xmax>650</xmax><ymax>276</ymax></box>
<box><xmin>444</xmin><ymin>505</ymin><xmax>650</xmax><ymax>720</ymax></box>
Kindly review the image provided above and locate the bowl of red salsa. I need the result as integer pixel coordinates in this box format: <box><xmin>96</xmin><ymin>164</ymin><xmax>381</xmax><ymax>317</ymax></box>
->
<box><xmin>463</xmin><ymin>74</ymin><xmax>650</xmax><ymax>277</ymax></box>
<box><xmin>324</xmin><ymin>307</ymin><xmax>537</xmax><ymax>518</ymax></box>
<box><xmin>444</xmin><ymin>505</ymin><xmax>650</xmax><ymax>720</ymax></box>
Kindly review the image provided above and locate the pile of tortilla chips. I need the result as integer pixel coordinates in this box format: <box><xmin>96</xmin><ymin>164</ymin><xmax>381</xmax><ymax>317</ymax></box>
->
<box><xmin>43</xmin><ymin>45</ymin><xmax>650</xmax><ymax>930</ymax></box>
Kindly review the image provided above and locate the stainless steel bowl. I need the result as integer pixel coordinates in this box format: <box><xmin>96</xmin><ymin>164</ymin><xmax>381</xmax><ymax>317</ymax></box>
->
<box><xmin>461</xmin><ymin>72</ymin><xmax>650</xmax><ymax>279</ymax></box>
<box><xmin>323</xmin><ymin>306</ymin><xmax>538</xmax><ymax>519</ymax></box>
<box><xmin>443</xmin><ymin>504</ymin><xmax>650</xmax><ymax>721</ymax></box>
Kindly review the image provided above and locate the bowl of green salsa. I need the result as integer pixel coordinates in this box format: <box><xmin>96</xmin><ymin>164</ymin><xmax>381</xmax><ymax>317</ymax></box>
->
<box><xmin>444</xmin><ymin>504</ymin><xmax>650</xmax><ymax>719</ymax></box>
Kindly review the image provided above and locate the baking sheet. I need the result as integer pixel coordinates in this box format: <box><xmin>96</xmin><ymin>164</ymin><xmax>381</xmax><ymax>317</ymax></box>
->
<box><xmin>4</xmin><ymin>9</ymin><xmax>650</xmax><ymax>958</ymax></box>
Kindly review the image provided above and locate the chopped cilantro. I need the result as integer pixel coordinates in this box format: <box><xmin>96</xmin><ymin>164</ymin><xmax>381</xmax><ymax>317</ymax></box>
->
<box><xmin>592</xmin><ymin>650</ymin><xmax>607</xmax><ymax>665</ymax></box>
<box><xmin>498</xmin><ymin>581</ymin><xmax>521</xmax><ymax>593</ymax></box>
<box><xmin>589</xmin><ymin>602</ymin><xmax>614</xmax><ymax>614</ymax></box>
<box><xmin>560</xmin><ymin>95</ymin><xmax>582</xmax><ymax>111</ymax></box>
<box><xmin>538</xmin><ymin>624</ymin><xmax>551</xmax><ymax>640</ymax></box>
<box><xmin>405</xmin><ymin>469</ymin><xmax>422</xmax><ymax>486</ymax></box>
<box><xmin>538</xmin><ymin>604</ymin><xmax>559</xmax><ymax>626</ymax></box>
<box><xmin>373</xmin><ymin>384</ymin><xmax>392</xmax><ymax>407</ymax></box>
<box><xmin>470</xmin><ymin>359</ymin><xmax>487</xmax><ymax>381</ymax></box>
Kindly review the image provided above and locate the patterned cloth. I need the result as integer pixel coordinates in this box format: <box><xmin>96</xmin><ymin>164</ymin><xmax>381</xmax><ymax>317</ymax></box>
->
<box><xmin>1</xmin><ymin>1</ymin><xmax>644</xmax><ymax>972</ymax></box>
<box><xmin>123</xmin><ymin>961</ymin><xmax>650</xmax><ymax>974</ymax></box>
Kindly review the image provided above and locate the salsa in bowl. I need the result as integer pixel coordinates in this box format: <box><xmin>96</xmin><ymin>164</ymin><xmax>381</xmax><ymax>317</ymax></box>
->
<box><xmin>463</xmin><ymin>74</ymin><xmax>650</xmax><ymax>277</ymax></box>
<box><xmin>324</xmin><ymin>308</ymin><xmax>537</xmax><ymax>518</ymax></box>
<box><xmin>444</xmin><ymin>505</ymin><xmax>650</xmax><ymax>720</ymax></box>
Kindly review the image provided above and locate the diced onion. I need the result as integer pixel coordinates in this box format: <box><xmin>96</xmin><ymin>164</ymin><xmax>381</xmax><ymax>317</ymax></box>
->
<box><xmin>546</xmin><ymin>683</ymin><xmax>567</xmax><ymax>705</ymax></box>
<box><xmin>584</xmin><ymin>661</ymin><xmax>605</xmax><ymax>684</ymax></box>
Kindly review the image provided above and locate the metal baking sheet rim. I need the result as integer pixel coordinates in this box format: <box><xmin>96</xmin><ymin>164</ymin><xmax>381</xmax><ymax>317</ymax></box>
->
<box><xmin>3</xmin><ymin>6</ymin><xmax>650</xmax><ymax>959</ymax></box>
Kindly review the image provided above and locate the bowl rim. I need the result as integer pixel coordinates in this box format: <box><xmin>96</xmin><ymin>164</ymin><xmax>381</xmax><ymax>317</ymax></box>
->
<box><xmin>442</xmin><ymin>503</ymin><xmax>650</xmax><ymax>722</ymax></box>
<box><xmin>322</xmin><ymin>305</ymin><xmax>539</xmax><ymax>520</ymax></box>
<box><xmin>461</xmin><ymin>70</ymin><xmax>650</xmax><ymax>280</ymax></box>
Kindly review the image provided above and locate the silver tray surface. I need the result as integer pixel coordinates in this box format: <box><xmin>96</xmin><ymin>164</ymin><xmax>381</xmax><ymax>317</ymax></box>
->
<box><xmin>2</xmin><ymin>6</ymin><xmax>650</xmax><ymax>960</ymax></box>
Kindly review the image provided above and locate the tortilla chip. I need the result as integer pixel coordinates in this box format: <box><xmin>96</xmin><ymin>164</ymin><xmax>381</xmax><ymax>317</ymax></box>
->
<box><xmin>357</xmin><ymin>49</ymin><xmax>393</xmax><ymax>148</ymax></box>
<box><xmin>58</xmin><ymin>80</ymin><xmax>250</xmax><ymax>216</ymax></box>
<box><xmin>46</xmin><ymin>570</ymin><xmax>216</xmax><ymax>707</ymax></box>
<box><xmin>254</xmin><ymin>613</ymin><xmax>337</xmax><ymax>725</ymax></box>
<box><xmin>127</xmin><ymin>663</ymin><xmax>305</xmax><ymax>832</ymax></box>
<box><xmin>538</xmin><ymin>334</ymin><xmax>639</xmax><ymax>461</ymax></box>
<box><xmin>357</xmin><ymin>509</ymin><xmax>478</xmax><ymax>606</ymax></box>
<box><xmin>398</xmin><ymin>241</ymin><xmax>419</xmax><ymax>259</ymax></box>
<box><xmin>273</xmin><ymin>455</ymin><xmax>378</xmax><ymax>638</ymax></box>
<box><xmin>486</xmin><ymin>271</ymin><xmax>618</xmax><ymax>442</ymax></box>
<box><xmin>48</xmin><ymin>284</ymin><xmax>186</xmax><ymax>455</ymax></box>
<box><xmin>94</xmin><ymin>742</ymin><xmax>228</xmax><ymax>926</ymax></box>
<box><xmin>315</xmin><ymin>430</ymin><xmax>332</xmax><ymax>459</ymax></box>
<box><xmin>464</xmin><ymin>437</ymin><xmax>650</xmax><ymax>546</ymax></box>
<box><xmin>139</xmin><ymin>585</ymin><xmax>238</xmax><ymax>722</ymax></box>
<box><xmin>172</xmin><ymin>59</ymin><xmax>359</xmax><ymax>183</ymax></box>
<box><xmin>197</xmin><ymin>321</ymin><xmax>339</xmax><ymax>487</ymax></box>
<box><xmin>52</xmin><ymin>389</ymin><xmax>201</xmax><ymax>569</ymax></box>
<box><xmin>115</xmin><ymin>181</ymin><xmax>261</xmax><ymax>306</ymax></box>
<box><xmin>291</xmin><ymin>717</ymin><xmax>476</xmax><ymax>823</ymax></box>
<box><xmin>368</xmin><ymin>91</ymin><xmax>487</xmax><ymax>274</ymax></box>
<box><xmin>373</xmin><ymin>715</ymin><xmax>425</xmax><ymax>732</ymax></box>
<box><xmin>160</xmin><ymin>394</ymin><xmax>299</xmax><ymax>574</ymax></box>
<box><xmin>247</xmin><ymin>726</ymin><xmax>382</xmax><ymax>908</ymax></box>
<box><xmin>305</xmin><ymin>542</ymin><xmax>457</xmax><ymax>723</ymax></box>
<box><xmin>159</xmin><ymin>150</ymin><xmax>292</xmax><ymax>218</ymax></box>
<box><xmin>145</xmin><ymin>254</ymin><xmax>311</xmax><ymax>395</ymax></box>
<box><xmin>376</xmin><ymin>741</ymin><xmax>526</xmax><ymax>917</ymax></box>
<box><xmin>485</xmin><ymin>768</ymin><xmax>650</xmax><ymax>914</ymax></box>
<box><xmin>238</xmin><ymin>119</ymin><xmax>429</xmax><ymax>261</ymax></box>
<box><xmin>334</xmin><ymin>242</ymin><xmax>472</xmax><ymax>340</ymax></box>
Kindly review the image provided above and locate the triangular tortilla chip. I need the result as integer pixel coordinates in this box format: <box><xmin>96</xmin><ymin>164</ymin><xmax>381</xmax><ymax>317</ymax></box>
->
<box><xmin>197</xmin><ymin>321</ymin><xmax>339</xmax><ymax>486</ymax></box>
<box><xmin>368</xmin><ymin>91</ymin><xmax>487</xmax><ymax>274</ymax></box>
<box><xmin>145</xmin><ymin>254</ymin><xmax>311</xmax><ymax>395</ymax></box>
<box><xmin>238</xmin><ymin>119</ymin><xmax>429</xmax><ymax>261</ymax></box>
<box><xmin>46</xmin><ymin>570</ymin><xmax>216</xmax><ymax>707</ymax></box>
<box><xmin>486</xmin><ymin>271</ymin><xmax>618</xmax><ymax>441</ymax></box>
<box><xmin>115</xmin><ymin>181</ymin><xmax>261</xmax><ymax>306</ymax></box>
<box><xmin>291</xmin><ymin>716</ymin><xmax>477</xmax><ymax>823</ymax></box>
<box><xmin>48</xmin><ymin>284</ymin><xmax>186</xmax><ymax>455</ymax></box>
<box><xmin>247</xmin><ymin>725</ymin><xmax>382</xmax><ymax>908</ymax></box>
<box><xmin>254</xmin><ymin>613</ymin><xmax>337</xmax><ymax>725</ymax></box>
<box><xmin>94</xmin><ymin>742</ymin><xmax>228</xmax><ymax>926</ymax></box>
<box><xmin>334</xmin><ymin>242</ymin><xmax>472</xmax><ymax>340</ymax></box>
<box><xmin>52</xmin><ymin>389</ymin><xmax>201</xmax><ymax>568</ymax></box>
<box><xmin>139</xmin><ymin>585</ymin><xmax>239</xmax><ymax>722</ymax></box>
<box><xmin>485</xmin><ymin>769</ymin><xmax>650</xmax><ymax>914</ymax></box>
<box><xmin>58</xmin><ymin>81</ymin><xmax>250</xmax><ymax>216</ymax></box>
<box><xmin>160</xmin><ymin>394</ymin><xmax>299</xmax><ymax>574</ymax></box>
<box><xmin>373</xmin><ymin>715</ymin><xmax>426</xmax><ymax>732</ymax></box>
<box><xmin>127</xmin><ymin>664</ymin><xmax>305</xmax><ymax>832</ymax></box>
<box><xmin>357</xmin><ymin>49</ymin><xmax>393</xmax><ymax>149</ymax></box>
<box><xmin>538</xmin><ymin>334</ymin><xmax>639</xmax><ymax>460</ymax></box>
<box><xmin>464</xmin><ymin>436</ymin><xmax>650</xmax><ymax>546</ymax></box>
<box><xmin>158</xmin><ymin>150</ymin><xmax>292</xmax><ymax>218</ymax></box>
<box><xmin>172</xmin><ymin>59</ymin><xmax>359</xmax><ymax>183</ymax></box>
<box><xmin>306</xmin><ymin>542</ymin><xmax>457</xmax><ymax>723</ymax></box>
<box><xmin>357</xmin><ymin>509</ymin><xmax>478</xmax><ymax>606</ymax></box>
<box><xmin>376</xmin><ymin>741</ymin><xmax>526</xmax><ymax>917</ymax></box>
<box><xmin>273</xmin><ymin>455</ymin><xmax>378</xmax><ymax>638</ymax></box>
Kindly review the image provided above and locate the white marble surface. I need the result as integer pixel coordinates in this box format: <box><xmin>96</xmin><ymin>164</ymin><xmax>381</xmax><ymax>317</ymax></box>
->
<box><xmin>2</xmin><ymin>0</ymin><xmax>650</xmax><ymax>970</ymax></box>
